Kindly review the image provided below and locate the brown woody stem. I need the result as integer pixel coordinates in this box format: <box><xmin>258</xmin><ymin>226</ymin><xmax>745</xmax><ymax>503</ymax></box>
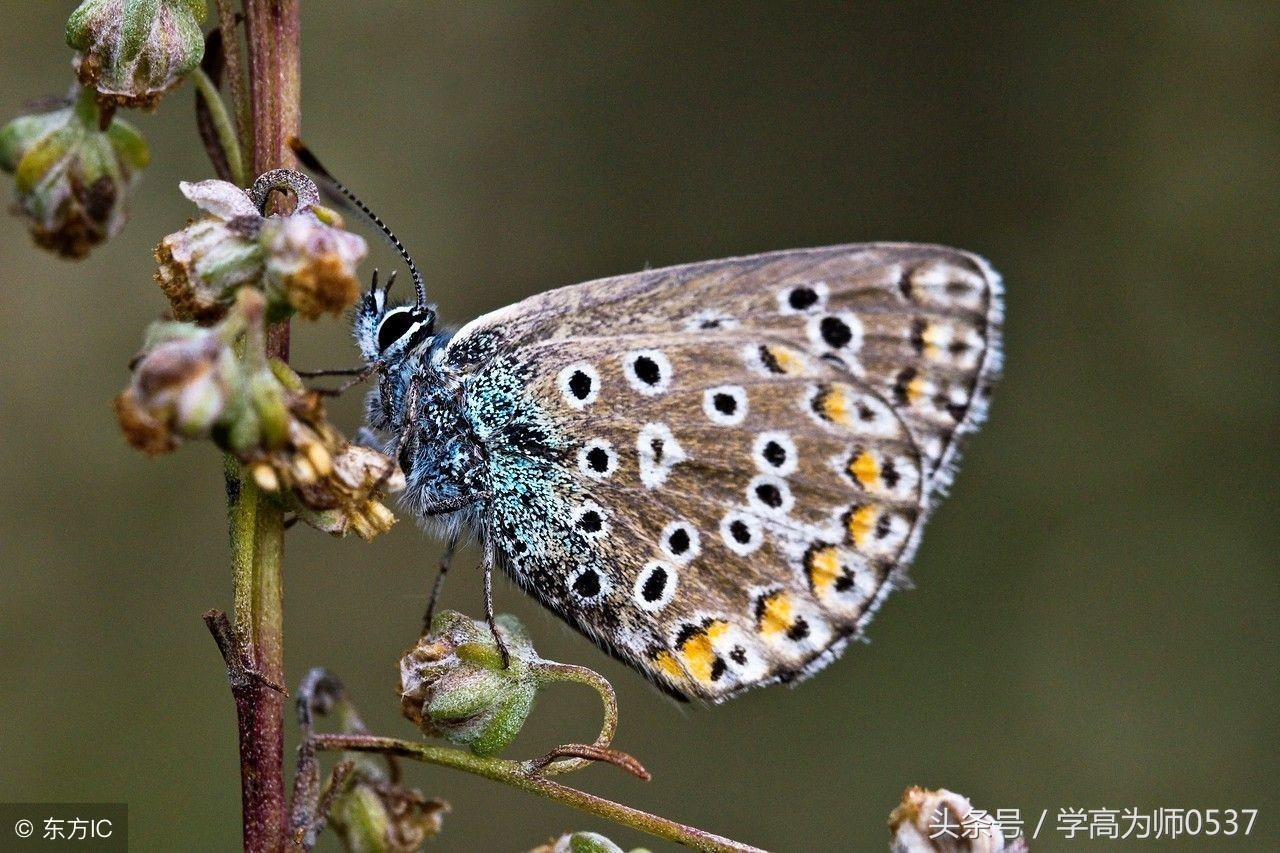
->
<box><xmin>217</xmin><ymin>3</ymin><xmax>301</xmax><ymax>852</ymax></box>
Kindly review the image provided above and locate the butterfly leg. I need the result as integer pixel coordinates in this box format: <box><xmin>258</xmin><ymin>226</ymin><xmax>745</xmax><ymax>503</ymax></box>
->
<box><xmin>419</xmin><ymin>491</ymin><xmax>492</xmax><ymax>515</ymax></box>
<box><xmin>306</xmin><ymin>361</ymin><xmax>381</xmax><ymax>397</ymax></box>
<box><xmin>421</xmin><ymin>535</ymin><xmax>458</xmax><ymax>636</ymax></box>
<box><xmin>370</xmin><ymin>371</ymin><xmax>427</xmax><ymax>494</ymax></box>
<box><xmin>482</xmin><ymin>539</ymin><xmax>511</xmax><ymax>669</ymax></box>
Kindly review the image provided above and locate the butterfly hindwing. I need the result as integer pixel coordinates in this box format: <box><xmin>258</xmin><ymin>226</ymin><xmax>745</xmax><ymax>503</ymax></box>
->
<box><xmin>441</xmin><ymin>244</ymin><xmax>1002</xmax><ymax>700</ymax></box>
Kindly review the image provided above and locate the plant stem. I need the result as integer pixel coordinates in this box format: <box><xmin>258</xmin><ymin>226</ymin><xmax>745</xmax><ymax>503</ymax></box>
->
<box><xmin>222</xmin><ymin>3</ymin><xmax>300</xmax><ymax>851</ymax></box>
<box><xmin>531</xmin><ymin>660</ymin><xmax>620</xmax><ymax>776</ymax></box>
<box><xmin>311</xmin><ymin>734</ymin><xmax>769</xmax><ymax>853</ymax></box>
<box><xmin>191</xmin><ymin>67</ymin><xmax>247</xmax><ymax>186</ymax></box>
<box><xmin>215</xmin><ymin>0</ymin><xmax>251</xmax><ymax>162</ymax></box>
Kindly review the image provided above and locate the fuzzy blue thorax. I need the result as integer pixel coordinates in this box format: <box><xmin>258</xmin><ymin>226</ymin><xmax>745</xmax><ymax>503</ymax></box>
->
<box><xmin>355</xmin><ymin>287</ymin><xmax>489</xmax><ymax>537</ymax></box>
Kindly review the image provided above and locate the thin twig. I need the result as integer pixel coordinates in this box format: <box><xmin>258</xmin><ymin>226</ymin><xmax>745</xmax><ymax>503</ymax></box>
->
<box><xmin>526</xmin><ymin>744</ymin><xmax>651</xmax><ymax>781</ymax></box>
<box><xmin>532</xmin><ymin>660</ymin><xmax>620</xmax><ymax>775</ymax></box>
<box><xmin>310</xmin><ymin>734</ymin><xmax>767</xmax><ymax>853</ymax></box>
<box><xmin>214</xmin><ymin>0</ymin><xmax>250</xmax><ymax>162</ymax></box>
<box><xmin>191</xmin><ymin>67</ymin><xmax>247</xmax><ymax>186</ymax></box>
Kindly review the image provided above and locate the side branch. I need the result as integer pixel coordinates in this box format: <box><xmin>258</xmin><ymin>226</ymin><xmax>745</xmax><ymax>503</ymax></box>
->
<box><xmin>310</xmin><ymin>734</ymin><xmax>768</xmax><ymax>853</ymax></box>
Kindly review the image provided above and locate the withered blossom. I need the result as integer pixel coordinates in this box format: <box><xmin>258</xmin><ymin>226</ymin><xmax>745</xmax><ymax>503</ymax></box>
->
<box><xmin>0</xmin><ymin>87</ymin><xmax>148</xmax><ymax>258</ymax></box>
<box><xmin>155</xmin><ymin>174</ymin><xmax>367</xmax><ymax>323</ymax></box>
<box><xmin>115</xmin><ymin>289</ymin><xmax>400</xmax><ymax>539</ymax></box>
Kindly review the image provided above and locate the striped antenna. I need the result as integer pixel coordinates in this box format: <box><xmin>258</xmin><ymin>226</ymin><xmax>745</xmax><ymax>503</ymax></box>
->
<box><xmin>288</xmin><ymin>138</ymin><xmax>427</xmax><ymax>309</ymax></box>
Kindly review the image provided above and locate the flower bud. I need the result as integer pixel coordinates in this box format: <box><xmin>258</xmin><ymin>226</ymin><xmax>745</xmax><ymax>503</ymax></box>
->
<box><xmin>0</xmin><ymin>87</ymin><xmax>148</xmax><ymax>258</ymax></box>
<box><xmin>154</xmin><ymin>179</ymin><xmax>264</xmax><ymax>322</ymax></box>
<box><xmin>889</xmin><ymin>787</ymin><xmax>1023</xmax><ymax>853</ymax></box>
<box><xmin>113</xmin><ymin>321</ymin><xmax>233</xmax><ymax>454</ymax></box>
<box><xmin>400</xmin><ymin>612</ymin><xmax>539</xmax><ymax>757</ymax></box>
<box><xmin>261</xmin><ymin>209</ymin><xmax>367</xmax><ymax>319</ymax></box>
<box><xmin>329</xmin><ymin>763</ymin><xmax>448</xmax><ymax>853</ymax></box>
<box><xmin>531</xmin><ymin>832</ymin><xmax>637</xmax><ymax>853</ymax></box>
<box><xmin>154</xmin><ymin>175</ymin><xmax>367</xmax><ymax>323</ymax></box>
<box><xmin>66</xmin><ymin>0</ymin><xmax>207</xmax><ymax>110</ymax></box>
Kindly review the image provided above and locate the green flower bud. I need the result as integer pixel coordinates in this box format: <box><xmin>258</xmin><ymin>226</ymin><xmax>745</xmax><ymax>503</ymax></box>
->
<box><xmin>248</xmin><ymin>368</ymin><xmax>289</xmax><ymax>449</ymax></box>
<box><xmin>328</xmin><ymin>764</ymin><xmax>448</xmax><ymax>853</ymax></box>
<box><xmin>0</xmin><ymin>87</ymin><xmax>148</xmax><ymax>258</ymax></box>
<box><xmin>400</xmin><ymin>612</ymin><xmax>540</xmax><ymax>757</ymax></box>
<box><xmin>532</xmin><ymin>832</ymin><xmax>651</xmax><ymax>853</ymax></box>
<box><xmin>561</xmin><ymin>832</ymin><xmax>626</xmax><ymax>853</ymax></box>
<box><xmin>67</xmin><ymin>0</ymin><xmax>207</xmax><ymax>109</ymax></box>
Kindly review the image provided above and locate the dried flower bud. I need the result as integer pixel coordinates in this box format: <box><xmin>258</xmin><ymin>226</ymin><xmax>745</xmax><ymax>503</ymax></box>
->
<box><xmin>284</xmin><ymin>439</ymin><xmax>404</xmax><ymax>541</ymax></box>
<box><xmin>889</xmin><ymin>787</ymin><xmax>1025</xmax><ymax>853</ymax></box>
<box><xmin>66</xmin><ymin>0</ymin><xmax>207</xmax><ymax>110</ymax></box>
<box><xmin>400</xmin><ymin>611</ymin><xmax>539</xmax><ymax>757</ymax></box>
<box><xmin>0</xmin><ymin>87</ymin><xmax>148</xmax><ymax>258</ymax></box>
<box><xmin>329</xmin><ymin>764</ymin><xmax>448</xmax><ymax>853</ymax></box>
<box><xmin>154</xmin><ymin>175</ymin><xmax>366</xmax><ymax>322</ymax></box>
<box><xmin>115</xmin><ymin>289</ymin><xmax>401</xmax><ymax>539</ymax></box>
<box><xmin>113</xmin><ymin>321</ymin><xmax>235</xmax><ymax>453</ymax></box>
<box><xmin>260</xmin><ymin>210</ymin><xmax>367</xmax><ymax>319</ymax></box>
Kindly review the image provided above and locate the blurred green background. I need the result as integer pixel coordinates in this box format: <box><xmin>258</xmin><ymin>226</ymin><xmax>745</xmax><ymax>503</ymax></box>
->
<box><xmin>0</xmin><ymin>3</ymin><xmax>1276</xmax><ymax>851</ymax></box>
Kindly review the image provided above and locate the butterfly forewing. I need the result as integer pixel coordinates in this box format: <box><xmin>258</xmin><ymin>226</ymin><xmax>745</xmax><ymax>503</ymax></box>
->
<box><xmin>442</xmin><ymin>244</ymin><xmax>1002</xmax><ymax>700</ymax></box>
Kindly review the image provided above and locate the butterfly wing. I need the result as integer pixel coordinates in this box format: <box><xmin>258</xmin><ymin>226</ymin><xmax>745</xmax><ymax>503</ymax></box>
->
<box><xmin>443</xmin><ymin>245</ymin><xmax>1002</xmax><ymax>700</ymax></box>
<box><xmin>445</xmin><ymin>244</ymin><xmax>1002</xmax><ymax>495</ymax></box>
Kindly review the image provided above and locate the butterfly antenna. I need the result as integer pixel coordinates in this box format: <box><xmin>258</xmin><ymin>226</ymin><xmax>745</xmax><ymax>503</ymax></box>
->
<box><xmin>288</xmin><ymin>138</ymin><xmax>427</xmax><ymax>309</ymax></box>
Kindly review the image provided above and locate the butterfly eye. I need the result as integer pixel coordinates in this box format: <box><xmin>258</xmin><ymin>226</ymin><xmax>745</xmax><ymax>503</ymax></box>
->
<box><xmin>376</xmin><ymin>309</ymin><xmax>418</xmax><ymax>352</ymax></box>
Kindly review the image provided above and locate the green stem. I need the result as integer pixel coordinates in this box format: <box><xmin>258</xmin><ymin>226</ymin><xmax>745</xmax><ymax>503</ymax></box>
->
<box><xmin>226</xmin><ymin>455</ymin><xmax>287</xmax><ymax>852</ymax></box>
<box><xmin>311</xmin><ymin>734</ymin><xmax>768</xmax><ymax>853</ymax></box>
<box><xmin>214</xmin><ymin>0</ymin><xmax>251</xmax><ymax>162</ymax></box>
<box><xmin>191</xmin><ymin>67</ymin><xmax>247</xmax><ymax>186</ymax></box>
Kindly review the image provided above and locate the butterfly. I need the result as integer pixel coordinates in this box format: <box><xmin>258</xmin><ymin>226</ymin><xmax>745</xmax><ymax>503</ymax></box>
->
<box><xmin>297</xmin><ymin>145</ymin><xmax>1003</xmax><ymax>703</ymax></box>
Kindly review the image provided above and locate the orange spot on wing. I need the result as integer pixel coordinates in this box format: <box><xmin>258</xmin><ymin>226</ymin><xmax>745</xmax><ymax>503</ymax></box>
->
<box><xmin>921</xmin><ymin>324</ymin><xmax>941</xmax><ymax>360</ymax></box>
<box><xmin>807</xmin><ymin>545</ymin><xmax>841</xmax><ymax>593</ymax></box>
<box><xmin>906</xmin><ymin>375</ymin><xmax>927</xmax><ymax>404</ymax></box>
<box><xmin>849</xmin><ymin>450</ymin><xmax>881</xmax><ymax>489</ymax></box>
<box><xmin>759</xmin><ymin>592</ymin><xmax>794</xmax><ymax>637</ymax></box>
<box><xmin>681</xmin><ymin>632</ymin><xmax>717</xmax><ymax>683</ymax></box>
<box><xmin>820</xmin><ymin>385</ymin><xmax>852</xmax><ymax>425</ymax></box>
<box><xmin>847</xmin><ymin>505</ymin><xmax>878</xmax><ymax>546</ymax></box>
<box><xmin>654</xmin><ymin>651</ymin><xmax>684</xmax><ymax>680</ymax></box>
